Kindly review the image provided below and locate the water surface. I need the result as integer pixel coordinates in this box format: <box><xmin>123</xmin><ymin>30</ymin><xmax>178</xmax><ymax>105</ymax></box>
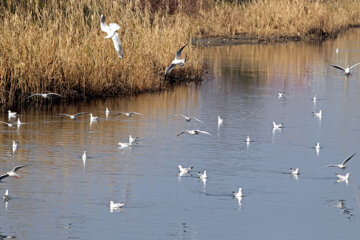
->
<box><xmin>1</xmin><ymin>29</ymin><xmax>360</xmax><ymax>239</ymax></box>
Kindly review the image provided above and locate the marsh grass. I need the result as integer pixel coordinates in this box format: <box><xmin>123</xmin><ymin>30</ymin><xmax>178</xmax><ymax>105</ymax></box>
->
<box><xmin>1</xmin><ymin>0</ymin><xmax>360</xmax><ymax>107</ymax></box>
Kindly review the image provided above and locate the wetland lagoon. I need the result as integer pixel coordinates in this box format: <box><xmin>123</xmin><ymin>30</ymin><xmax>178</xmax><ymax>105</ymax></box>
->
<box><xmin>1</xmin><ymin>26</ymin><xmax>360</xmax><ymax>239</ymax></box>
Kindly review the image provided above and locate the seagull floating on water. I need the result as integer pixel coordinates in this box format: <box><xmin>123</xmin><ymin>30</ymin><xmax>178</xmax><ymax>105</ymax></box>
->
<box><xmin>290</xmin><ymin>168</ymin><xmax>300</xmax><ymax>176</ymax></box>
<box><xmin>313</xmin><ymin>110</ymin><xmax>322</xmax><ymax>118</ymax></box>
<box><xmin>198</xmin><ymin>170</ymin><xmax>207</xmax><ymax>180</ymax></box>
<box><xmin>336</xmin><ymin>48</ymin><xmax>339</xmax><ymax>54</ymax></box>
<box><xmin>312</xmin><ymin>96</ymin><xmax>317</xmax><ymax>104</ymax></box>
<box><xmin>16</xmin><ymin>118</ymin><xmax>26</xmax><ymax>128</ymax></box>
<box><xmin>233</xmin><ymin>187</ymin><xmax>243</xmax><ymax>198</ymax></box>
<box><xmin>178</xmin><ymin>165</ymin><xmax>193</xmax><ymax>174</ymax></box>
<box><xmin>105</xmin><ymin>108</ymin><xmax>110</xmax><ymax>118</ymax></box>
<box><xmin>12</xmin><ymin>141</ymin><xmax>17</xmax><ymax>153</ymax></box>
<box><xmin>176</xmin><ymin>130</ymin><xmax>212</xmax><ymax>136</ymax></box>
<box><xmin>60</xmin><ymin>112</ymin><xmax>88</xmax><ymax>120</ymax></box>
<box><xmin>164</xmin><ymin>44</ymin><xmax>188</xmax><ymax>82</ymax></box>
<box><xmin>273</xmin><ymin>121</ymin><xmax>283</xmax><ymax>129</ymax></box>
<box><xmin>8</xmin><ymin>110</ymin><xmax>16</xmax><ymax>119</ymax></box>
<box><xmin>336</xmin><ymin>173</ymin><xmax>350</xmax><ymax>181</ymax></box>
<box><xmin>82</xmin><ymin>151</ymin><xmax>87</xmax><ymax>162</ymax></box>
<box><xmin>175</xmin><ymin>114</ymin><xmax>204</xmax><ymax>123</ymax></box>
<box><xmin>278</xmin><ymin>91</ymin><xmax>285</xmax><ymax>98</ymax></box>
<box><xmin>218</xmin><ymin>116</ymin><xmax>223</xmax><ymax>125</ymax></box>
<box><xmin>129</xmin><ymin>135</ymin><xmax>139</xmax><ymax>144</ymax></box>
<box><xmin>3</xmin><ymin>190</ymin><xmax>8</xmax><ymax>201</ymax></box>
<box><xmin>330</xmin><ymin>63</ymin><xmax>360</xmax><ymax>76</ymax></box>
<box><xmin>89</xmin><ymin>113</ymin><xmax>98</xmax><ymax>121</ymax></box>
<box><xmin>0</xmin><ymin>165</ymin><xmax>27</xmax><ymax>181</ymax></box>
<box><xmin>100</xmin><ymin>14</ymin><xmax>123</xmax><ymax>58</ymax></box>
<box><xmin>26</xmin><ymin>92</ymin><xmax>63</xmax><ymax>99</ymax></box>
<box><xmin>0</xmin><ymin>121</ymin><xmax>14</xmax><ymax>127</ymax></box>
<box><xmin>114</xmin><ymin>112</ymin><xmax>143</xmax><ymax>117</ymax></box>
<box><xmin>315</xmin><ymin>142</ymin><xmax>320</xmax><ymax>150</ymax></box>
<box><xmin>326</xmin><ymin>153</ymin><xmax>356</xmax><ymax>170</ymax></box>
<box><xmin>117</xmin><ymin>140</ymin><xmax>132</xmax><ymax>148</ymax></box>
<box><xmin>110</xmin><ymin>200</ymin><xmax>125</xmax><ymax>209</ymax></box>
<box><xmin>246</xmin><ymin>136</ymin><xmax>251</xmax><ymax>143</ymax></box>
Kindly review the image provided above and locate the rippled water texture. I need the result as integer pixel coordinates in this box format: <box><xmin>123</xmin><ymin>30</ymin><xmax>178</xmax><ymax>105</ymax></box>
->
<box><xmin>1</xmin><ymin>29</ymin><xmax>360</xmax><ymax>239</ymax></box>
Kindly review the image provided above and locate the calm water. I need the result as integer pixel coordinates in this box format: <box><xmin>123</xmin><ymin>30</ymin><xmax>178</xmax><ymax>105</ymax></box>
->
<box><xmin>1</xmin><ymin>30</ymin><xmax>360</xmax><ymax>239</ymax></box>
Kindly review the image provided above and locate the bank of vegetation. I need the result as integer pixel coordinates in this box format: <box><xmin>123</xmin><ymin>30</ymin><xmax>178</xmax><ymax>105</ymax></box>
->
<box><xmin>0</xmin><ymin>0</ymin><xmax>359</xmax><ymax>106</ymax></box>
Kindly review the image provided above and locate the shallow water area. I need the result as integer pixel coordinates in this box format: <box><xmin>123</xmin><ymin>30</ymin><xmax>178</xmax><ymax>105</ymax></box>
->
<box><xmin>1</xmin><ymin>29</ymin><xmax>360</xmax><ymax>239</ymax></box>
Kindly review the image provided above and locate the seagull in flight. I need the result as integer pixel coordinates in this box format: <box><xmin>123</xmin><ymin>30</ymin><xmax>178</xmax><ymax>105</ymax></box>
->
<box><xmin>114</xmin><ymin>112</ymin><xmax>143</xmax><ymax>117</ymax></box>
<box><xmin>164</xmin><ymin>44</ymin><xmax>188</xmax><ymax>82</ymax></box>
<box><xmin>8</xmin><ymin>110</ymin><xmax>16</xmax><ymax>119</ymax></box>
<box><xmin>233</xmin><ymin>187</ymin><xmax>243</xmax><ymax>198</ymax></box>
<box><xmin>0</xmin><ymin>121</ymin><xmax>14</xmax><ymax>127</ymax></box>
<box><xmin>110</xmin><ymin>200</ymin><xmax>124</xmax><ymax>209</ymax></box>
<box><xmin>330</xmin><ymin>63</ymin><xmax>360</xmax><ymax>76</ymax></box>
<box><xmin>178</xmin><ymin>165</ymin><xmax>193</xmax><ymax>174</ymax></box>
<box><xmin>175</xmin><ymin>114</ymin><xmax>204</xmax><ymax>123</ymax></box>
<box><xmin>176</xmin><ymin>130</ymin><xmax>212</xmax><ymax>136</ymax></box>
<box><xmin>290</xmin><ymin>168</ymin><xmax>299</xmax><ymax>176</ymax></box>
<box><xmin>100</xmin><ymin>14</ymin><xmax>123</xmax><ymax>58</ymax></box>
<box><xmin>273</xmin><ymin>121</ymin><xmax>283</xmax><ymax>129</ymax></box>
<box><xmin>59</xmin><ymin>112</ymin><xmax>88</xmax><ymax>120</ymax></box>
<box><xmin>326</xmin><ymin>153</ymin><xmax>356</xmax><ymax>170</ymax></box>
<box><xmin>0</xmin><ymin>165</ymin><xmax>27</xmax><ymax>181</ymax></box>
<box><xmin>26</xmin><ymin>92</ymin><xmax>63</xmax><ymax>99</ymax></box>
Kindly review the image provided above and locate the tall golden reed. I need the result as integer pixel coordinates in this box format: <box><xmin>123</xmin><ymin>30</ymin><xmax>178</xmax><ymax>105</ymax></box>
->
<box><xmin>0</xmin><ymin>0</ymin><xmax>202</xmax><ymax>106</ymax></box>
<box><xmin>1</xmin><ymin>0</ymin><xmax>360</xmax><ymax>106</ymax></box>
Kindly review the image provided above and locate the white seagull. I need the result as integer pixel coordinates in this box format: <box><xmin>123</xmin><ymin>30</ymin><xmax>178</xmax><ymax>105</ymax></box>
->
<box><xmin>110</xmin><ymin>200</ymin><xmax>125</xmax><ymax>209</ymax></box>
<box><xmin>218</xmin><ymin>116</ymin><xmax>224</xmax><ymax>126</ymax></box>
<box><xmin>3</xmin><ymin>190</ymin><xmax>9</xmax><ymax>201</ymax></box>
<box><xmin>100</xmin><ymin>14</ymin><xmax>123</xmax><ymax>58</ymax></box>
<box><xmin>175</xmin><ymin>114</ymin><xmax>204</xmax><ymax>123</ymax></box>
<box><xmin>336</xmin><ymin>48</ymin><xmax>339</xmax><ymax>54</ymax></box>
<box><xmin>0</xmin><ymin>165</ymin><xmax>27</xmax><ymax>181</ymax></box>
<box><xmin>117</xmin><ymin>140</ymin><xmax>132</xmax><ymax>148</ymax></box>
<box><xmin>114</xmin><ymin>112</ymin><xmax>143</xmax><ymax>117</ymax></box>
<box><xmin>312</xmin><ymin>96</ymin><xmax>317</xmax><ymax>104</ymax></box>
<box><xmin>336</xmin><ymin>173</ymin><xmax>350</xmax><ymax>181</ymax></box>
<box><xmin>273</xmin><ymin>121</ymin><xmax>283</xmax><ymax>129</ymax></box>
<box><xmin>8</xmin><ymin>110</ymin><xmax>16</xmax><ymax>119</ymax></box>
<box><xmin>0</xmin><ymin>121</ymin><xmax>14</xmax><ymax>127</ymax></box>
<box><xmin>198</xmin><ymin>170</ymin><xmax>207</xmax><ymax>180</ymax></box>
<box><xmin>176</xmin><ymin>130</ymin><xmax>212</xmax><ymax>136</ymax></box>
<box><xmin>278</xmin><ymin>91</ymin><xmax>285</xmax><ymax>98</ymax></box>
<box><xmin>60</xmin><ymin>112</ymin><xmax>88</xmax><ymax>120</ymax></box>
<box><xmin>246</xmin><ymin>136</ymin><xmax>251</xmax><ymax>143</ymax></box>
<box><xmin>178</xmin><ymin>165</ymin><xmax>193</xmax><ymax>174</ymax></box>
<box><xmin>330</xmin><ymin>63</ymin><xmax>360</xmax><ymax>76</ymax></box>
<box><xmin>12</xmin><ymin>141</ymin><xmax>17</xmax><ymax>153</ymax></box>
<box><xmin>89</xmin><ymin>113</ymin><xmax>98</xmax><ymax>121</ymax></box>
<box><xmin>26</xmin><ymin>92</ymin><xmax>63</xmax><ymax>99</ymax></box>
<box><xmin>233</xmin><ymin>187</ymin><xmax>243</xmax><ymax>198</ymax></box>
<box><xmin>315</xmin><ymin>142</ymin><xmax>320</xmax><ymax>150</ymax></box>
<box><xmin>82</xmin><ymin>151</ymin><xmax>87</xmax><ymax>162</ymax></box>
<box><xmin>16</xmin><ymin>118</ymin><xmax>26</xmax><ymax>127</ymax></box>
<box><xmin>105</xmin><ymin>108</ymin><xmax>110</xmax><ymax>118</ymax></box>
<box><xmin>290</xmin><ymin>168</ymin><xmax>300</xmax><ymax>176</ymax></box>
<box><xmin>128</xmin><ymin>135</ymin><xmax>139</xmax><ymax>144</ymax></box>
<box><xmin>164</xmin><ymin>44</ymin><xmax>188</xmax><ymax>82</ymax></box>
<box><xmin>326</xmin><ymin>153</ymin><xmax>356</xmax><ymax>170</ymax></box>
<box><xmin>313</xmin><ymin>110</ymin><xmax>322</xmax><ymax>118</ymax></box>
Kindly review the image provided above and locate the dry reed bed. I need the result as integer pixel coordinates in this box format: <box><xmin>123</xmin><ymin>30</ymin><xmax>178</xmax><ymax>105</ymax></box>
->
<box><xmin>1</xmin><ymin>0</ymin><xmax>360</xmax><ymax>106</ymax></box>
<box><xmin>0</xmin><ymin>0</ymin><xmax>202</xmax><ymax>106</ymax></box>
